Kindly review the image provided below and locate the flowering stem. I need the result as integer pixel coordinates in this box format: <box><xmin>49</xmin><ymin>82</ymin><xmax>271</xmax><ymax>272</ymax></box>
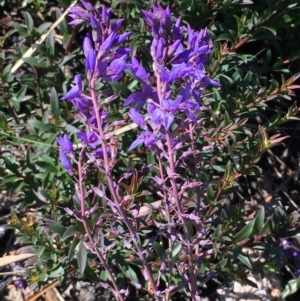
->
<box><xmin>77</xmin><ymin>146</ymin><xmax>124</xmax><ymax>301</ymax></box>
<box><xmin>189</xmin><ymin>122</ymin><xmax>201</xmax><ymax>256</ymax></box>
<box><xmin>89</xmin><ymin>75</ymin><xmax>161</xmax><ymax>301</ymax></box>
<box><xmin>156</xmin><ymin>61</ymin><xmax>199</xmax><ymax>297</ymax></box>
<box><xmin>157</xmin><ymin>156</ymin><xmax>173</xmax><ymax>301</ymax></box>
<box><xmin>165</xmin><ymin>132</ymin><xmax>198</xmax><ymax>300</ymax></box>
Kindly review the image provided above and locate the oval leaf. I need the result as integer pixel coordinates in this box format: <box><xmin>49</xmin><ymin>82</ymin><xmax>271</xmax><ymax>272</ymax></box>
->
<box><xmin>50</xmin><ymin>87</ymin><xmax>60</xmax><ymax>120</ymax></box>
<box><xmin>62</xmin><ymin>225</ymin><xmax>80</xmax><ymax>241</ymax></box>
<box><xmin>77</xmin><ymin>241</ymin><xmax>87</xmax><ymax>274</ymax></box>
<box><xmin>233</xmin><ymin>219</ymin><xmax>255</xmax><ymax>243</ymax></box>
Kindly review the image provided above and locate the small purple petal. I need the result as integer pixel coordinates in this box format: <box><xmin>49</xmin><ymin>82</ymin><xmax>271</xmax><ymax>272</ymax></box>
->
<box><xmin>59</xmin><ymin>150</ymin><xmax>73</xmax><ymax>175</ymax></box>
<box><xmin>61</xmin><ymin>75</ymin><xmax>82</xmax><ymax>100</ymax></box>
<box><xmin>83</xmin><ymin>33</ymin><xmax>93</xmax><ymax>57</ymax></box>
<box><xmin>163</xmin><ymin>114</ymin><xmax>174</xmax><ymax>130</ymax></box>
<box><xmin>124</xmin><ymin>92</ymin><xmax>147</xmax><ymax>107</ymax></box>
<box><xmin>86</xmin><ymin>49</ymin><xmax>96</xmax><ymax>71</ymax></box>
<box><xmin>128</xmin><ymin>135</ymin><xmax>144</xmax><ymax>151</ymax></box>
<box><xmin>128</xmin><ymin>108</ymin><xmax>145</xmax><ymax>127</ymax></box>
<box><xmin>115</xmin><ymin>32</ymin><xmax>131</xmax><ymax>44</ymax></box>
<box><xmin>131</xmin><ymin>57</ymin><xmax>149</xmax><ymax>83</ymax></box>
<box><xmin>57</xmin><ymin>134</ymin><xmax>74</xmax><ymax>154</ymax></box>
<box><xmin>100</xmin><ymin>32</ymin><xmax>116</xmax><ymax>52</ymax></box>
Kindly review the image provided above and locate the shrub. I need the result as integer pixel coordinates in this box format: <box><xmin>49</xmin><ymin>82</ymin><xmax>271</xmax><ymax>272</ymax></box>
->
<box><xmin>1</xmin><ymin>0</ymin><xmax>300</xmax><ymax>300</ymax></box>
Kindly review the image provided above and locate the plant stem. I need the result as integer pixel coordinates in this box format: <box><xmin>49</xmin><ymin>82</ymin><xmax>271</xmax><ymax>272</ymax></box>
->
<box><xmin>89</xmin><ymin>74</ymin><xmax>161</xmax><ymax>301</ymax></box>
<box><xmin>155</xmin><ymin>66</ymin><xmax>199</xmax><ymax>300</ymax></box>
<box><xmin>77</xmin><ymin>146</ymin><xmax>125</xmax><ymax>301</ymax></box>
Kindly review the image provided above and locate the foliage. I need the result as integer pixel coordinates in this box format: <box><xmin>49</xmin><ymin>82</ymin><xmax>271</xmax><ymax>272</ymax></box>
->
<box><xmin>1</xmin><ymin>0</ymin><xmax>300</xmax><ymax>300</ymax></box>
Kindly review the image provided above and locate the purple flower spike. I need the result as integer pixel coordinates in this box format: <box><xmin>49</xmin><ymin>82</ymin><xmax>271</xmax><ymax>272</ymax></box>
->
<box><xmin>57</xmin><ymin>134</ymin><xmax>74</xmax><ymax>154</ymax></box>
<box><xmin>61</xmin><ymin>75</ymin><xmax>82</xmax><ymax>100</ymax></box>
<box><xmin>59</xmin><ymin>150</ymin><xmax>73</xmax><ymax>175</ymax></box>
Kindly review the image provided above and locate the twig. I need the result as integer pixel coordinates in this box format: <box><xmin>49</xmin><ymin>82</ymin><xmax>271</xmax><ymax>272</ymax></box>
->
<box><xmin>11</xmin><ymin>0</ymin><xmax>78</xmax><ymax>75</ymax></box>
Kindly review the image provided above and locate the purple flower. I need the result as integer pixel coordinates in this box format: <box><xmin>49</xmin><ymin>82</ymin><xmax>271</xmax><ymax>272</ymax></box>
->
<box><xmin>57</xmin><ymin>134</ymin><xmax>74</xmax><ymax>154</ymax></box>
<box><xmin>68</xmin><ymin>6</ymin><xmax>89</xmax><ymax>25</ymax></box>
<box><xmin>128</xmin><ymin>130</ymin><xmax>157</xmax><ymax>151</ymax></box>
<box><xmin>115</xmin><ymin>31</ymin><xmax>131</xmax><ymax>44</ymax></box>
<box><xmin>59</xmin><ymin>150</ymin><xmax>73</xmax><ymax>175</ymax></box>
<box><xmin>69</xmin><ymin>96</ymin><xmax>91</xmax><ymax>117</ymax></box>
<box><xmin>124</xmin><ymin>84</ymin><xmax>159</xmax><ymax>111</ymax></box>
<box><xmin>150</xmin><ymin>38</ymin><xmax>164</xmax><ymax>62</ymax></box>
<box><xmin>83</xmin><ymin>33</ymin><xmax>93</xmax><ymax>57</ymax></box>
<box><xmin>103</xmin><ymin>55</ymin><xmax>128</xmax><ymax>81</ymax></box>
<box><xmin>124</xmin><ymin>92</ymin><xmax>148</xmax><ymax>109</ymax></box>
<box><xmin>150</xmin><ymin>96</ymin><xmax>182</xmax><ymax>130</ymax></box>
<box><xmin>81</xmin><ymin>0</ymin><xmax>94</xmax><ymax>11</ymax></box>
<box><xmin>131</xmin><ymin>57</ymin><xmax>150</xmax><ymax>83</ymax></box>
<box><xmin>13</xmin><ymin>277</ymin><xmax>26</xmax><ymax>293</ymax></box>
<box><xmin>142</xmin><ymin>4</ymin><xmax>172</xmax><ymax>39</ymax></box>
<box><xmin>61</xmin><ymin>75</ymin><xmax>82</xmax><ymax>100</ymax></box>
<box><xmin>86</xmin><ymin>49</ymin><xmax>96</xmax><ymax>71</ymax></box>
<box><xmin>93</xmin><ymin>147</ymin><xmax>112</xmax><ymax>158</ymax></box>
<box><xmin>100</xmin><ymin>32</ymin><xmax>117</xmax><ymax>53</ymax></box>
<box><xmin>128</xmin><ymin>108</ymin><xmax>146</xmax><ymax>127</ymax></box>
<box><xmin>77</xmin><ymin>131</ymin><xmax>100</xmax><ymax>148</ymax></box>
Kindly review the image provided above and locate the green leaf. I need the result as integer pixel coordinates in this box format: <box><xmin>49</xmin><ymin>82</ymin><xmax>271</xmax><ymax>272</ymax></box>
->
<box><xmin>68</xmin><ymin>237</ymin><xmax>79</xmax><ymax>261</ymax></box>
<box><xmin>259</xmin><ymin>213</ymin><xmax>276</xmax><ymax>236</ymax></box>
<box><xmin>115</xmin><ymin>0</ymin><xmax>144</xmax><ymax>6</ymax></box>
<box><xmin>172</xmin><ymin>242</ymin><xmax>182</xmax><ymax>257</ymax></box>
<box><xmin>77</xmin><ymin>241</ymin><xmax>87</xmax><ymax>274</ymax></box>
<box><xmin>46</xmin><ymin>33</ymin><xmax>55</xmax><ymax>57</ymax></box>
<box><xmin>126</xmin><ymin>265</ymin><xmax>140</xmax><ymax>283</ymax></box>
<box><xmin>62</xmin><ymin>225</ymin><xmax>80</xmax><ymax>241</ymax></box>
<box><xmin>100</xmin><ymin>269</ymin><xmax>108</xmax><ymax>282</ymax></box>
<box><xmin>37</xmin><ymin>22</ymin><xmax>52</xmax><ymax>34</ymax></box>
<box><xmin>22</xmin><ymin>57</ymin><xmax>48</xmax><ymax>68</ymax></box>
<box><xmin>56</xmin><ymin>0</ymin><xmax>70</xmax><ymax>6</ymax></box>
<box><xmin>35</xmin><ymin>160</ymin><xmax>57</xmax><ymax>173</ymax></box>
<box><xmin>109</xmin><ymin>82</ymin><xmax>132</xmax><ymax>98</ymax></box>
<box><xmin>233</xmin><ymin>219</ymin><xmax>255</xmax><ymax>243</ymax></box>
<box><xmin>282</xmin><ymin>278</ymin><xmax>300</xmax><ymax>299</ymax></box>
<box><xmin>207</xmin><ymin>185</ymin><xmax>215</xmax><ymax>204</ymax></box>
<box><xmin>212</xmin><ymin>165</ymin><xmax>226</xmax><ymax>172</ymax></box>
<box><xmin>44</xmin><ymin>219</ymin><xmax>66</xmax><ymax>237</ymax></box>
<box><xmin>24</xmin><ymin>12</ymin><xmax>34</xmax><ymax>32</ymax></box>
<box><xmin>153</xmin><ymin>241</ymin><xmax>167</xmax><ymax>261</ymax></box>
<box><xmin>49</xmin><ymin>266</ymin><xmax>64</xmax><ymax>278</ymax></box>
<box><xmin>2</xmin><ymin>63</ymin><xmax>12</xmax><ymax>77</ymax></box>
<box><xmin>237</xmin><ymin>253</ymin><xmax>253</xmax><ymax>269</ymax></box>
<box><xmin>212</xmin><ymin>225</ymin><xmax>222</xmax><ymax>240</ymax></box>
<box><xmin>56</xmin><ymin>9</ymin><xmax>69</xmax><ymax>34</ymax></box>
<box><xmin>12</xmin><ymin>22</ymin><xmax>28</xmax><ymax>36</ymax></box>
<box><xmin>50</xmin><ymin>87</ymin><xmax>60</xmax><ymax>120</ymax></box>
<box><xmin>16</xmin><ymin>85</ymin><xmax>27</xmax><ymax>103</ymax></box>
<box><xmin>216</xmin><ymin>258</ymin><xmax>228</xmax><ymax>270</ymax></box>
<box><xmin>253</xmin><ymin>207</ymin><xmax>265</xmax><ymax>236</ymax></box>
